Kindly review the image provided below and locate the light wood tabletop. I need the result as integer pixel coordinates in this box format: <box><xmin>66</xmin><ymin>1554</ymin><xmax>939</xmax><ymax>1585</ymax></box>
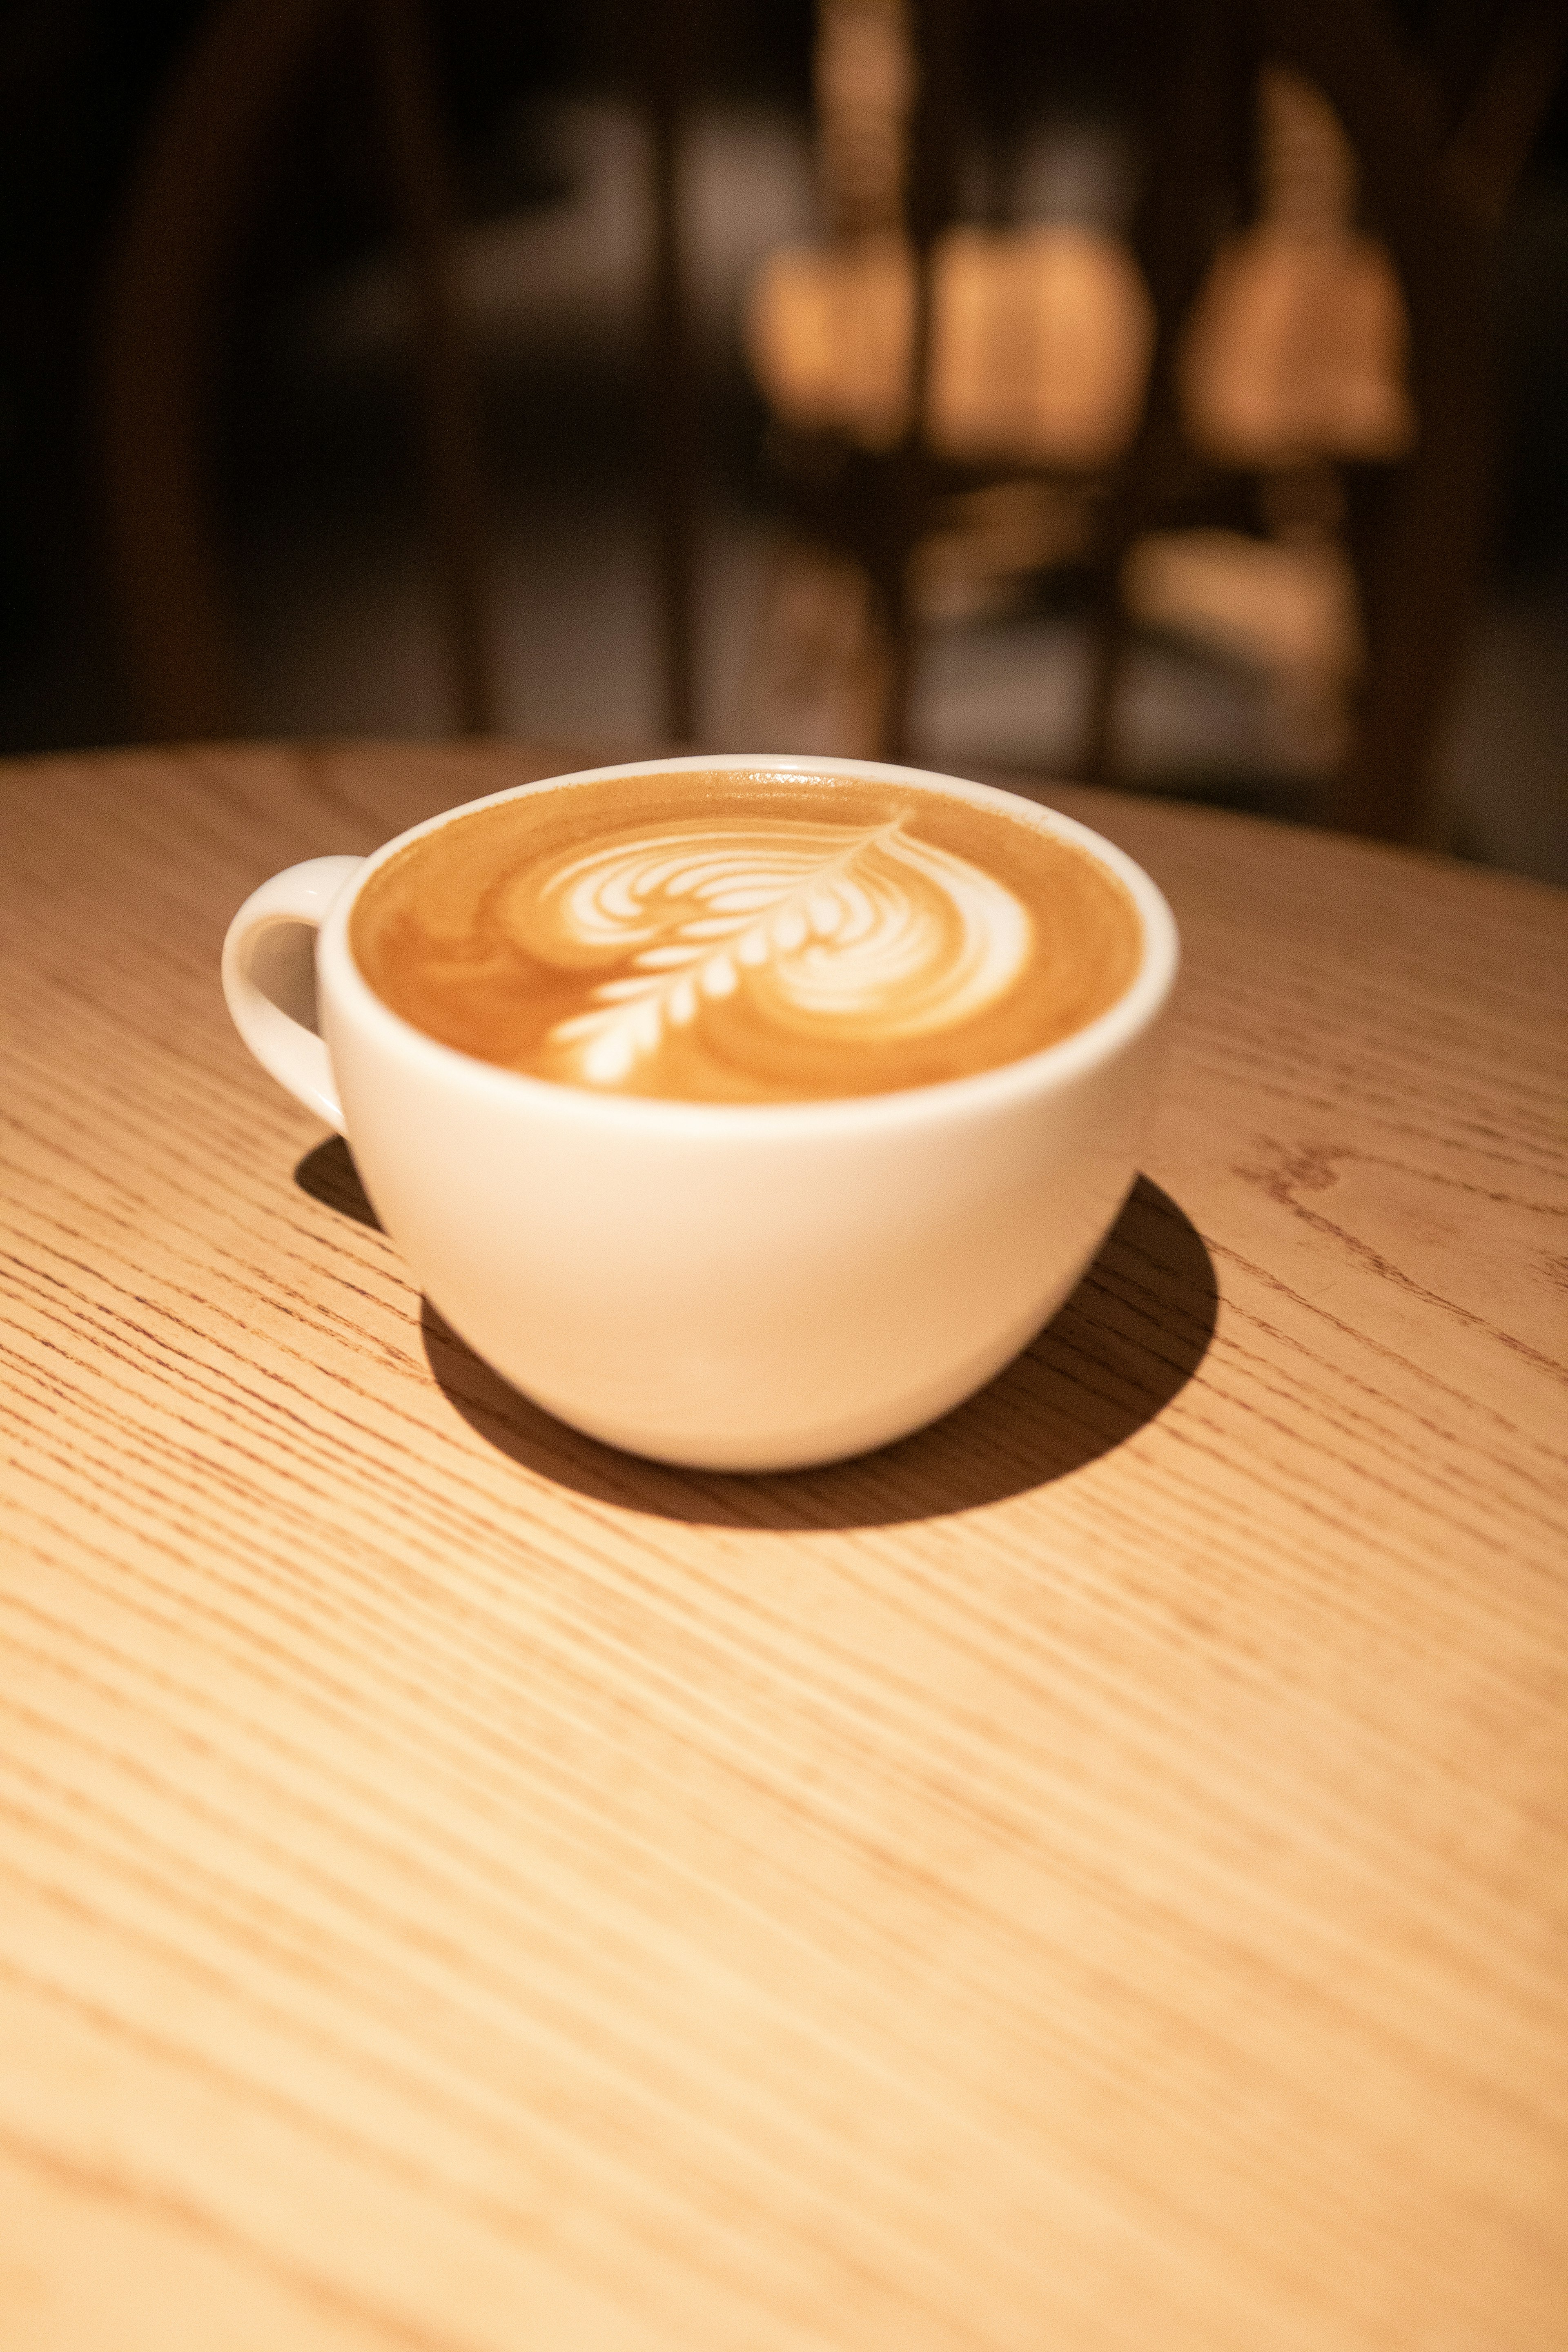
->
<box><xmin>3</xmin><ymin>739</ymin><xmax>1565</xmax><ymax>2352</ymax></box>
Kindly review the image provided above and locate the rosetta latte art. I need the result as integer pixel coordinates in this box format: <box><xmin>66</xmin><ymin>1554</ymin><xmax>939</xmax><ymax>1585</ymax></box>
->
<box><xmin>495</xmin><ymin>817</ymin><xmax>1033</xmax><ymax>1088</ymax></box>
<box><xmin>350</xmin><ymin>768</ymin><xmax>1144</xmax><ymax>1101</ymax></box>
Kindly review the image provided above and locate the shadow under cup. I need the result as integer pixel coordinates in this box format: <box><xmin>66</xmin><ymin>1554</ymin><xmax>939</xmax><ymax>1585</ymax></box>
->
<box><xmin>238</xmin><ymin>756</ymin><xmax>1181</xmax><ymax>1470</ymax></box>
<box><xmin>298</xmin><ymin>1143</ymin><xmax>1217</xmax><ymax>1526</ymax></box>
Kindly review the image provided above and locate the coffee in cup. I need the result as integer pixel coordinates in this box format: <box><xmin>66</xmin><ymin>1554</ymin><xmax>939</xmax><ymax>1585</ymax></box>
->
<box><xmin>223</xmin><ymin>755</ymin><xmax>1178</xmax><ymax>1470</ymax></box>
<box><xmin>350</xmin><ymin>767</ymin><xmax>1142</xmax><ymax>1105</ymax></box>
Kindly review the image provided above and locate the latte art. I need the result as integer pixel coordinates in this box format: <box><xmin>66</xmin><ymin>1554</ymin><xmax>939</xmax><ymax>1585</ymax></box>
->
<box><xmin>350</xmin><ymin>768</ymin><xmax>1143</xmax><ymax>1102</ymax></box>
<box><xmin>502</xmin><ymin>817</ymin><xmax>1032</xmax><ymax>1087</ymax></box>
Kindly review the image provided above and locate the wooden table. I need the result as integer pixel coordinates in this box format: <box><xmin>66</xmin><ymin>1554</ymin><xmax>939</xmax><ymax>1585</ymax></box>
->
<box><xmin>3</xmin><ymin>739</ymin><xmax>1565</xmax><ymax>2352</ymax></box>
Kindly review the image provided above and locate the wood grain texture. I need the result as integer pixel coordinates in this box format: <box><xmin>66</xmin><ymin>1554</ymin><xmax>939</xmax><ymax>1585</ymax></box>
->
<box><xmin>2</xmin><ymin>739</ymin><xmax>1565</xmax><ymax>2352</ymax></box>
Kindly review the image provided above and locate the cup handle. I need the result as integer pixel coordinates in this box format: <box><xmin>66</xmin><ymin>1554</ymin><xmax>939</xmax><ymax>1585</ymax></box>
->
<box><xmin>222</xmin><ymin>857</ymin><xmax>363</xmax><ymax>1135</ymax></box>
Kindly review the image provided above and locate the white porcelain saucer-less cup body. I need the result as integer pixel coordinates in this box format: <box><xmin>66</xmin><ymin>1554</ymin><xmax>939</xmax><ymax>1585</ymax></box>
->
<box><xmin>223</xmin><ymin>755</ymin><xmax>1179</xmax><ymax>1471</ymax></box>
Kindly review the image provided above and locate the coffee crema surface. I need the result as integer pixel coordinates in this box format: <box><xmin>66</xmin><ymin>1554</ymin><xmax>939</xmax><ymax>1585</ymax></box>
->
<box><xmin>350</xmin><ymin>769</ymin><xmax>1142</xmax><ymax>1103</ymax></box>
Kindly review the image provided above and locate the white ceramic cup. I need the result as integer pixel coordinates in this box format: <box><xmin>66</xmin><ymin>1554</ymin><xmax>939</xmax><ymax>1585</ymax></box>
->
<box><xmin>223</xmin><ymin>754</ymin><xmax>1178</xmax><ymax>1471</ymax></box>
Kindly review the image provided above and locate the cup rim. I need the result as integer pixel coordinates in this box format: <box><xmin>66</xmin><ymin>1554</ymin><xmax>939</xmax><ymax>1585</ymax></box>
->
<box><xmin>318</xmin><ymin>752</ymin><xmax>1180</xmax><ymax>1132</ymax></box>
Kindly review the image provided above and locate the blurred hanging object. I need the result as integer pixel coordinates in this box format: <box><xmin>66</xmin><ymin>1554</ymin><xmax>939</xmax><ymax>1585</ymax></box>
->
<box><xmin>1178</xmin><ymin>66</ymin><xmax>1416</xmax><ymax>464</ymax></box>
<box><xmin>1124</xmin><ymin>67</ymin><xmax>1392</xmax><ymax>765</ymax></box>
<box><xmin>747</xmin><ymin>0</ymin><xmax>1154</xmax><ymax>470</ymax></box>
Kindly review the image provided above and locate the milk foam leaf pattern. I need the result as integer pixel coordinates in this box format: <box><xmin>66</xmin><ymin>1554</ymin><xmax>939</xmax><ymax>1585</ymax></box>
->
<box><xmin>497</xmin><ymin>817</ymin><xmax>1034</xmax><ymax>1088</ymax></box>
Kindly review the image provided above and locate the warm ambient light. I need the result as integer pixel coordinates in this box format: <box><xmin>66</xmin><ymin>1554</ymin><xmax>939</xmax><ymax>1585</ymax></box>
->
<box><xmin>747</xmin><ymin>226</ymin><xmax>1157</xmax><ymax>469</ymax></box>
<box><xmin>1178</xmin><ymin>67</ymin><xmax>1417</xmax><ymax>465</ymax></box>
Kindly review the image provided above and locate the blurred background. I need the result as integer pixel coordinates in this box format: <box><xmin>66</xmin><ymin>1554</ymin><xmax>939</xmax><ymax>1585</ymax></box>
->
<box><xmin>1</xmin><ymin>0</ymin><xmax>1564</xmax><ymax>875</ymax></box>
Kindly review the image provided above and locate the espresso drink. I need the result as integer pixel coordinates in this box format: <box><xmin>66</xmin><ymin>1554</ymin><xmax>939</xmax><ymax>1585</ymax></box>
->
<box><xmin>351</xmin><ymin>768</ymin><xmax>1141</xmax><ymax>1104</ymax></box>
